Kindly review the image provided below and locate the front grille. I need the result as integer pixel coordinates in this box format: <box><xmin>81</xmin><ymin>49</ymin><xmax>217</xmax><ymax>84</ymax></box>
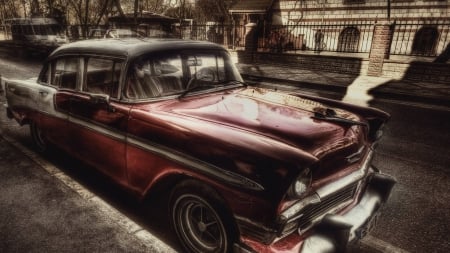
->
<box><xmin>297</xmin><ymin>181</ymin><xmax>359</xmax><ymax>231</ymax></box>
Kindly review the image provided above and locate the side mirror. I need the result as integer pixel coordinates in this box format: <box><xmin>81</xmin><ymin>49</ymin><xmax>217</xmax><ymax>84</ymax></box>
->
<box><xmin>89</xmin><ymin>93</ymin><xmax>115</xmax><ymax>112</ymax></box>
<box><xmin>89</xmin><ymin>93</ymin><xmax>110</xmax><ymax>104</ymax></box>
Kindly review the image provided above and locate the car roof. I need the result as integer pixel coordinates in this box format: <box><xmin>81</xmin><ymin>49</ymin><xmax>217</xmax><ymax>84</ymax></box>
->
<box><xmin>49</xmin><ymin>38</ymin><xmax>226</xmax><ymax>59</ymax></box>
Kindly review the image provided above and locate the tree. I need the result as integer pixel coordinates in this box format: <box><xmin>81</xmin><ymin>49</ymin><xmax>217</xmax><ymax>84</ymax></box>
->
<box><xmin>193</xmin><ymin>0</ymin><xmax>235</xmax><ymax>22</ymax></box>
<box><xmin>164</xmin><ymin>0</ymin><xmax>194</xmax><ymax>20</ymax></box>
<box><xmin>0</xmin><ymin>0</ymin><xmax>20</xmax><ymax>19</ymax></box>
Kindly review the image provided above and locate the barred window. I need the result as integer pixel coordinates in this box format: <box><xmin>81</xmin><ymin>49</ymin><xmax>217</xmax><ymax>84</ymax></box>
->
<box><xmin>411</xmin><ymin>26</ymin><xmax>439</xmax><ymax>56</ymax></box>
<box><xmin>337</xmin><ymin>27</ymin><xmax>360</xmax><ymax>52</ymax></box>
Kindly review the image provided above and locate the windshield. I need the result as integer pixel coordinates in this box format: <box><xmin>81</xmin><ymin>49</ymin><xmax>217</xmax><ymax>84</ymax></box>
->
<box><xmin>125</xmin><ymin>50</ymin><xmax>244</xmax><ymax>100</ymax></box>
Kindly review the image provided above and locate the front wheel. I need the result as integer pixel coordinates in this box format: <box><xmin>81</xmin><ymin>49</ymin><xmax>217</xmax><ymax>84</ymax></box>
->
<box><xmin>30</xmin><ymin>121</ymin><xmax>47</xmax><ymax>153</ymax></box>
<box><xmin>169</xmin><ymin>180</ymin><xmax>236</xmax><ymax>253</ymax></box>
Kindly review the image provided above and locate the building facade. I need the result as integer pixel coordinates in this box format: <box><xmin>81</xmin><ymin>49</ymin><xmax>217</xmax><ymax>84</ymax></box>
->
<box><xmin>230</xmin><ymin>0</ymin><xmax>449</xmax><ymax>57</ymax></box>
<box><xmin>230</xmin><ymin>0</ymin><xmax>450</xmax><ymax>80</ymax></box>
<box><xmin>273</xmin><ymin>0</ymin><xmax>449</xmax><ymax>56</ymax></box>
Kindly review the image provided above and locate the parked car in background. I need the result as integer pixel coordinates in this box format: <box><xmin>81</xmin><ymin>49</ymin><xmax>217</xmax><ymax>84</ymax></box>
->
<box><xmin>88</xmin><ymin>28</ymin><xmax>107</xmax><ymax>39</ymax></box>
<box><xmin>103</xmin><ymin>28</ymin><xmax>145</xmax><ymax>38</ymax></box>
<box><xmin>3</xmin><ymin>17</ymin><xmax>67</xmax><ymax>52</ymax></box>
<box><xmin>3</xmin><ymin>38</ymin><xmax>395</xmax><ymax>253</ymax></box>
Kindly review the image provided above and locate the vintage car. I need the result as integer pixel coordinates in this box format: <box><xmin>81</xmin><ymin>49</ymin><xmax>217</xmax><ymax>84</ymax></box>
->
<box><xmin>3</xmin><ymin>38</ymin><xmax>396</xmax><ymax>253</ymax></box>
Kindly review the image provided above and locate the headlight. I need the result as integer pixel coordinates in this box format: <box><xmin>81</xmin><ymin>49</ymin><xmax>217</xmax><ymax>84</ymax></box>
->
<box><xmin>287</xmin><ymin>168</ymin><xmax>312</xmax><ymax>199</ymax></box>
<box><xmin>368</xmin><ymin>119</ymin><xmax>386</xmax><ymax>142</ymax></box>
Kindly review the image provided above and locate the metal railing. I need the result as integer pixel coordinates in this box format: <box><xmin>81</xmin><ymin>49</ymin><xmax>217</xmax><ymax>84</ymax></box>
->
<box><xmin>8</xmin><ymin>19</ymin><xmax>446</xmax><ymax>59</ymax></box>
<box><xmin>255</xmin><ymin>21</ymin><xmax>374</xmax><ymax>54</ymax></box>
<box><xmin>390</xmin><ymin>20</ymin><xmax>450</xmax><ymax>57</ymax></box>
<box><xmin>176</xmin><ymin>22</ymin><xmax>232</xmax><ymax>45</ymax></box>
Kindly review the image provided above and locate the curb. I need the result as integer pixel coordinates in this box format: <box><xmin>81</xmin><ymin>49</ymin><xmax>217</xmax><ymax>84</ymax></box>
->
<box><xmin>0</xmin><ymin>133</ymin><xmax>177</xmax><ymax>253</ymax></box>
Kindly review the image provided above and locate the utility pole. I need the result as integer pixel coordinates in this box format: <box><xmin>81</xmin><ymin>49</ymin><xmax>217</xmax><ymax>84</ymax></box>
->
<box><xmin>387</xmin><ymin>0</ymin><xmax>391</xmax><ymax>20</ymax></box>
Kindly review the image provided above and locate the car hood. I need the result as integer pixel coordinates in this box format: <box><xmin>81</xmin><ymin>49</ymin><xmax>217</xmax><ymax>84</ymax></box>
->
<box><xmin>168</xmin><ymin>88</ymin><xmax>366</xmax><ymax>159</ymax></box>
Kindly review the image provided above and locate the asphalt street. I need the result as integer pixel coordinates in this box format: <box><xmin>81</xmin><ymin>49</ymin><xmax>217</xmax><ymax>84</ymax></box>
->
<box><xmin>1</xmin><ymin>52</ymin><xmax>449</xmax><ymax>253</ymax></box>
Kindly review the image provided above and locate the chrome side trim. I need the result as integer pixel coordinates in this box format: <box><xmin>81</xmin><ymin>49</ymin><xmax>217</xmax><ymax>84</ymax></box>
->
<box><xmin>68</xmin><ymin>116</ymin><xmax>126</xmax><ymax>142</ymax></box>
<box><xmin>40</xmin><ymin>109</ymin><xmax>69</xmax><ymax>121</ymax></box>
<box><xmin>50</xmin><ymin>109</ymin><xmax>264</xmax><ymax>191</ymax></box>
<box><xmin>127</xmin><ymin>136</ymin><xmax>265</xmax><ymax>191</ymax></box>
<box><xmin>40</xmin><ymin>105</ymin><xmax>265</xmax><ymax>192</ymax></box>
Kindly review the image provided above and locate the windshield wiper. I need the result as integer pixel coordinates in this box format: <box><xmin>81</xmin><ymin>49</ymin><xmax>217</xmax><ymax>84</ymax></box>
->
<box><xmin>312</xmin><ymin>108</ymin><xmax>367</xmax><ymax>127</ymax></box>
<box><xmin>178</xmin><ymin>84</ymin><xmax>222</xmax><ymax>99</ymax></box>
<box><xmin>178</xmin><ymin>80</ymin><xmax>245</xmax><ymax>99</ymax></box>
<box><xmin>216</xmin><ymin>80</ymin><xmax>247</xmax><ymax>87</ymax></box>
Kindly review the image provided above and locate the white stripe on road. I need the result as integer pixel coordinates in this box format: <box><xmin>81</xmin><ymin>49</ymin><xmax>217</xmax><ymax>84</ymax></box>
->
<box><xmin>2</xmin><ymin>135</ymin><xmax>176</xmax><ymax>253</ymax></box>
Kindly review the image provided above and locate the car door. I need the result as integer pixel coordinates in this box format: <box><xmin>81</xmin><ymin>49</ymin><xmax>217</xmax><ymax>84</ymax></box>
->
<box><xmin>66</xmin><ymin>56</ymin><xmax>130</xmax><ymax>185</ymax></box>
<box><xmin>40</xmin><ymin>56</ymin><xmax>80</xmax><ymax>149</ymax></box>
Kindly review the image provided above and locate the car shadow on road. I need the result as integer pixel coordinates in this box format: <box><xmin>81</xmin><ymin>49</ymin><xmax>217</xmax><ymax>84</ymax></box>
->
<box><xmin>38</xmin><ymin>146</ymin><xmax>183</xmax><ymax>251</ymax></box>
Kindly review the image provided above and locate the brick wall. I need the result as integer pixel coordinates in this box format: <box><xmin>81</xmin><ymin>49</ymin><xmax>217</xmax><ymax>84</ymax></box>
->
<box><xmin>383</xmin><ymin>61</ymin><xmax>450</xmax><ymax>84</ymax></box>
<box><xmin>238</xmin><ymin>50</ymin><xmax>366</xmax><ymax>75</ymax></box>
<box><xmin>237</xmin><ymin>50</ymin><xmax>449</xmax><ymax>84</ymax></box>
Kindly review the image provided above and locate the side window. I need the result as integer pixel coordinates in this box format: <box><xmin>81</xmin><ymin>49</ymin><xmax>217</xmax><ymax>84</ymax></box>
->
<box><xmin>85</xmin><ymin>58</ymin><xmax>123</xmax><ymax>98</ymax></box>
<box><xmin>54</xmin><ymin>57</ymin><xmax>79</xmax><ymax>89</ymax></box>
<box><xmin>38</xmin><ymin>63</ymin><xmax>51</xmax><ymax>85</ymax></box>
<box><xmin>187</xmin><ymin>54</ymin><xmax>225</xmax><ymax>82</ymax></box>
<box><xmin>125</xmin><ymin>54</ymin><xmax>182</xmax><ymax>99</ymax></box>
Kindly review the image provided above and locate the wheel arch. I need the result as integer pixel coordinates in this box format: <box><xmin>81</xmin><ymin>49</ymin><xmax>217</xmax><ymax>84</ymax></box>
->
<box><xmin>143</xmin><ymin>173</ymin><xmax>241</xmax><ymax>240</ymax></box>
<box><xmin>168</xmin><ymin>177</ymin><xmax>241</xmax><ymax>253</ymax></box>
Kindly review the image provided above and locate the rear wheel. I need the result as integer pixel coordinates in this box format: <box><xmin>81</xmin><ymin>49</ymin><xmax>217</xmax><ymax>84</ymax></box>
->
<box><xmin>30</xmin><ymin>121</ymin><xmax>47</xmax><ymax>153</ymax></box>
<box><xmin>169</xmin><ymin>180</ymin><xmax>236</xmax><ymax>253</ymax></box>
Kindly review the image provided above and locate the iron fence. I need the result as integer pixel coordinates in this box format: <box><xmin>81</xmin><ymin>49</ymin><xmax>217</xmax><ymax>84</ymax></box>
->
<box><xmin>390</xmin><ymin>19</ymin><xmax>450</xmax><ymax>57</ymax></box>
<box><xmin>176</xmin><ymin>22</ymin><xmax>232</xmax><ymax>46</ymax></box>
<box><xmin>174</xmin><ymin>21</ymin><xmax>375</xmax><ymax>54</ymax></box>
<box><xmin>255</xmin><ymin>21</ymin><xmax>375</xmax><ymax>54</ymax></box>
<box><xmin>17</xmin><ymin>19</ymin><xmax>449</xmax><ymax>59</ymax></box>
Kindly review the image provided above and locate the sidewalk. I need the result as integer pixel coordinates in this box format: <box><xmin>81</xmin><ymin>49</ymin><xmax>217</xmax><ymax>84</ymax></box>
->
<box><xmin>236</xmin><ymin>63</ymin><xmax>450</xmax><ymax>108</ymax></box>
<box><xmin>0</xmin><ymin>126</ymin><xmax>175</xmax><ymax>253</ymax></box>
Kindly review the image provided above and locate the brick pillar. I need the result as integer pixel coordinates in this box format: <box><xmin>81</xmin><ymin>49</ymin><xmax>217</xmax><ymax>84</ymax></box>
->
<box><xmin>238</xmin><ymin>22</ymin><xmax>258</xmax><ymax>63</ymax></box>
<box><xmin>244</xmin><ymin>22</ymin><xmax>258</xmax><ymax>51</ymax></box>
<box><xmin>367</xmin><ymin>21</ymin><xmax>394</xmax><ymax>76</ymax></box>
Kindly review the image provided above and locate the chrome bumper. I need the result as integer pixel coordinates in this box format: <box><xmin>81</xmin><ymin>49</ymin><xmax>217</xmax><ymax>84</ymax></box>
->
<box><xmin>300</xmin><ymin>172</ymin><xmax>396</xmax><ymax>253</ymax></box>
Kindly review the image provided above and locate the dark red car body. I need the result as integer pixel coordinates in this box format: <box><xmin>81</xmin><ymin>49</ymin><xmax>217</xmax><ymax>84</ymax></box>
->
<box><xmin>4</xmin><ymin>39</ymin><xmax>396</xmax><ymax>253</ymax></box>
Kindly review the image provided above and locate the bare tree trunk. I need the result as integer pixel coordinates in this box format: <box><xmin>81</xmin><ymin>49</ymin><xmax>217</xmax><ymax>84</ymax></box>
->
<box><xmin>94</xmin><ymin>0</ymin><xmax>109</xmax><ymax>27</ymax></box>
<box><xmin>134</xmin><ymin>0</ymin><xmax>139</xmax><ymax>25</ymax></box>
<box><xmin>112</xmin><ymin>0</ymin><xmax>125</xmax><ymax>18</ymax></box>
<box><xmin>84</xmin><ymin>0</ymin><xmax>90</xmax><ymax>37</ymax></box>
<box><xmin>30</xmin><ymin>0</ymin><xmax>41</xmax><ymax>16</ymax></box>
